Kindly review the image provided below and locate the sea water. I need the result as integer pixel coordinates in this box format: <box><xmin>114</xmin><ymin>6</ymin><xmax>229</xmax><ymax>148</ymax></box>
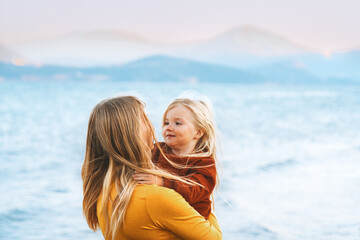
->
<box><xmin>0</xmin><ymin>80</ymin><xmax>359</xmax><ymax>240</ymax></box>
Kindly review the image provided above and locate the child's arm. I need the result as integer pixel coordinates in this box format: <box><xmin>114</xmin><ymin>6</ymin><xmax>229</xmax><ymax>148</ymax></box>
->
<box><xmin>132</xmin><ymin>159</ymin><xmax>216</xmax><ymax>205</ymax></box>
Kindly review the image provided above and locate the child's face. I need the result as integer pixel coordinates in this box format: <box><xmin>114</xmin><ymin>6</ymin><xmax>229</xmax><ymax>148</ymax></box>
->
<box><xmin>162</xmin><ymin>104</ymin><xmax>202</xmax><ymax>155</ymax></box>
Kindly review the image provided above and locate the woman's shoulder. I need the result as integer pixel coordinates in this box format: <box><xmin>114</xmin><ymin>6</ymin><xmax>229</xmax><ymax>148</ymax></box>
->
<box><xmin>139</xmin><ymin>185</ymin><xmax>191</xmax><ymax>218</ymax></box>
<box><xmin>137</xmin><ymin>185</ymin><xmax>182</xmax><ymax>206</ymax></box>
<box><xmin>139</xmin><ymin>184</ymin><xmax>178</xmax><ymax>199</ymax></box>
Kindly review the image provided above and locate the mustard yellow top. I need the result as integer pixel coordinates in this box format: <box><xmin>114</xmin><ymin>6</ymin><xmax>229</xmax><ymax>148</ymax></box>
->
<box><xmin>97</xmin><ymin>184</ymin><xmax>222</xmax><ymax>240</ymax></box>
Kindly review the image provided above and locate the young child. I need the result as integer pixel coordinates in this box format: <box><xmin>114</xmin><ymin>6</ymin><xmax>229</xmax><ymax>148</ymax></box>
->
<box><xmin>133</xmin><ymin>97</ymin><xmax>218</xmax><ymax>220</ymax></box>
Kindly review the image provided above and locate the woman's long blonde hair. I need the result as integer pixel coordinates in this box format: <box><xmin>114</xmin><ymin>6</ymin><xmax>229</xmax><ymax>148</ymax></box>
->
<box><xmin>81</xmin><ymin>96</ymin><xmax>195</xmax><ymax>239</ymax></box>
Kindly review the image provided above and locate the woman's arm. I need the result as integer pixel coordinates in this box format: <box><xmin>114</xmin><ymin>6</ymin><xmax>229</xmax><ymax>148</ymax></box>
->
<box><xmin>146</xmin><ymin>186</ymin><xmax>222</xmax><ymax>240</ymax></box>
<box><xmin>162</xmin><ymin>158</ymin><xmax>216</xmax><ymax>204</ymax></box>
<box><xmin>134</xmin><ymin>158</ymin><xmax>216</xmax><ymax>205</ymax></box>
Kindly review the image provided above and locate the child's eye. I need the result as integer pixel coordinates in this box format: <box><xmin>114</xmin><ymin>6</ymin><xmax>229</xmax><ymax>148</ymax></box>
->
<box><xmin>164</xmin><ymin>121</ymin><xmax>169</xmax><ymax>125</ymax></box>
<box><xmin>175</xmin><ymin>121</ymin><xmax>182</xmax><ymax>125</ymax></box>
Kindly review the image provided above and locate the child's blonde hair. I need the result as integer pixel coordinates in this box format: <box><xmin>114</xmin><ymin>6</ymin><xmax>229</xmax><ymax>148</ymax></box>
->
<box><xmin>162</xmin><ymin>97</ymin><xmax>217</xmax><ymax>161</ymax></box>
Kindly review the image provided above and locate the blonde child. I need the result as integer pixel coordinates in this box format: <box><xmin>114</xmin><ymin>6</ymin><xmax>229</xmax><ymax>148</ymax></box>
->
<box><xmin>133</xmin><ymin>97</ymin><xmax>218</xmax><ymax>220</ymax></box>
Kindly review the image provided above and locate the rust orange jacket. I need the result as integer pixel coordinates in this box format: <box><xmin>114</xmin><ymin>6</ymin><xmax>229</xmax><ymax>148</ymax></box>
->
<box><xmin>152</xmin><ymin>142</ymin><xmax>217</xmax><ymax>219</ymax></box>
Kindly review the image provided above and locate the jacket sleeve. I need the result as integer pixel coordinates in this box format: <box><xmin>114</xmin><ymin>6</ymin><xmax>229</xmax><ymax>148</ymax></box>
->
<box><xmin>147</xmin><ymin>186</ymin><xmax>222</xmax><ymax>240</ymax></box>
<box><xmin>163</xmin><ymin>158</ymin><xmax>216</xmax><ymax>204</ymax></box>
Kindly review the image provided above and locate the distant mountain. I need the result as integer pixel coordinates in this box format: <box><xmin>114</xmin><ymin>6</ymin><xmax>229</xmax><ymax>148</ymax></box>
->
<box><xmin>116</xmin><ymin>55</ymin><xmax>261</xmax><ymax>83</ymax></box>
<box><xmin>249</xmin><ymin>61</ymin><xmax>324</xmax><ymax>84</ymax></box>
<box><xmin>0</xmin><ymin>43</ymin><xmax>22</xmax><ymax>63</ymax></box>
<box><xmin>291</xmin><ymin>50</ymin><xmax>360</xmax><ymax>81</ymax></box>
<box><xmin>9</xmin><ymin>30</ymin><xmax>174</xmax><ymax>67</ymax></box>
<box><xmin>67</xmin><ymin>30</ymin><xmax>155</xmax><ymax>42</ymax></box>
<box><xmin>2</xmin><ymin>55</ymin><xmax>351</xmax><ymax>84</ymax></box>
<box><xmin>3</xmin><ymin>26</ymin><xmax>359</xmax><ymax>84</ymax></box>
<box><xmin>171</xmin><ymin>25</ymin><xmax>313</xmax><ymax>68</ymax></box>
<box><xmin>8</xmin><ymin>26</ymin><xmax>315</xmax><ymax>67</ymax></box>
<box><xmin>0</xmin><ymin>55</ymin><xmax>262</xmax><ymax>83</ymax></box>
<box><xmin>209</xmin><ymin>25</ymin><xmax>311</xmax><ymax>56</ymax></box>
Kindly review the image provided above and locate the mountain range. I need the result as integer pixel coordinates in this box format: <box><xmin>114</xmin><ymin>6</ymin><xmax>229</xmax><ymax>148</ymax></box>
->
<box><xmin>0</xmin><ymin>25</ymin><xmax>359</xmax><ymax>84</ymax></box>
<box><xmin>0</xmin><ymin>55</ymin><xmax>259</xmax><ymax>83</ymax></box>
<box><xmin>1</xmin><ymin>54</ymin><xmax>358</xmax><ymax>84</ymax></box>
<box><xmin>2</xmin><ymin>26</ymin><xmax>313</xmax><ymax>67</ymax></box>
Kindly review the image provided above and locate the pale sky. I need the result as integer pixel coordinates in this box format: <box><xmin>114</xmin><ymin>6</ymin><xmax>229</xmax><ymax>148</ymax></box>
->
<box><xmin>0</xmin><ymin>0</ymin><xmax>359</xmax><ymax>52</ymax></box>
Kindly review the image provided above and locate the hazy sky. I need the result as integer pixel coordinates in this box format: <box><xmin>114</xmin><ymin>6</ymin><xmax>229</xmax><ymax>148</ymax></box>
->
<box><xmin>0</xmin><ymin>0</ymin><xmax>359</xmax><ymax>52</ymax></box>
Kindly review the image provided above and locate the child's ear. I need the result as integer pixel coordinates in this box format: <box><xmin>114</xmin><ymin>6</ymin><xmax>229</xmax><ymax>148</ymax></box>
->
<box><xmin>195</xmin><ymin>129</ymin><xmax>204</xmax><ymax>139</ymax></box>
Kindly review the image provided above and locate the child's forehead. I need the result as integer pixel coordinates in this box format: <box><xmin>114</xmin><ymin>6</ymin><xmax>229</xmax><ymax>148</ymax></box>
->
<box><xmin>165</xmin><ymin>105</ymin><xmax>196</xmax><ymax>122</ymax></box>
<box><xmin>167</xmin><ymin>104</ymin><xmax>192</xmax><ymax>114</ymax></box>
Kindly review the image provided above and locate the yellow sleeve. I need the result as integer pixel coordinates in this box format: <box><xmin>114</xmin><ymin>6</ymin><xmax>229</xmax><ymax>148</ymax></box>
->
<box><xmin>146</xmin><ymin>186</ymin><xmax>222</xmax><ymax>240</ymax></box>
<box><xmin>208</xmin><ymin>213</ymin><xmax>222</xmax><ymax>234</ymax></box>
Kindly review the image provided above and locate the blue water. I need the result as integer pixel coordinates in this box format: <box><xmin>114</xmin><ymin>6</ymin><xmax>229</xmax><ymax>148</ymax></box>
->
<box><xmin>1</xmin><ymin>80</ymin><xmax>359</xmax><ymax>240</ymax></box>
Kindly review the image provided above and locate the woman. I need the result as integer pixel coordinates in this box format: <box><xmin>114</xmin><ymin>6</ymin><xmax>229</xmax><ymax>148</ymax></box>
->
<box><xmin>81</xmin><ymin>96</ymin><xmax>222</xmax><ymax>240</ymax></box>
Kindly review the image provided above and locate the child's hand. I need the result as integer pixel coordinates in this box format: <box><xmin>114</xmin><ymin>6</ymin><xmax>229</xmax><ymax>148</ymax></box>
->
<box><xmin>133</xmin><ymin>171</ymin><xmax>164</xmax><ymax>186</ymax></box>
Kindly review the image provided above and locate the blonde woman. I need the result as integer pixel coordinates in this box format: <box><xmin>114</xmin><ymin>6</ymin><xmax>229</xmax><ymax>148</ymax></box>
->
<box><xmin>81</xmin><ymin>96</ymin><xmax>222</xmax><ymax>240</ymax></box>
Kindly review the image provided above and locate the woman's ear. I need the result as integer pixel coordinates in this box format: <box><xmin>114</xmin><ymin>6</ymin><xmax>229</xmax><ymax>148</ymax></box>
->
<box><xmin>195</xmin><ymin>129</ymin><xmax>204</xmax><ymax>139</ymax></box>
